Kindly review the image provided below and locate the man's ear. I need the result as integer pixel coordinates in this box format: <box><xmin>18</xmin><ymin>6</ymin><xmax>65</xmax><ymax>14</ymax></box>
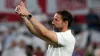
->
<box><xmin>64</xmin><ymin>20</ymin><xmax>68</xmax><ymax>24</ymax></box>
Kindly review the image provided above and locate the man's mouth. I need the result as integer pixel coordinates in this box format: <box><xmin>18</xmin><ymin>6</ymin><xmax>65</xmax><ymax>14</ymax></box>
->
<box><xmin>52</xmin><ymin>24</ymin><xmax>55</xmax><ymax>27</ymax></box>
<box><xmin>52</xmin><ymin>25</ymin><xmax>56</xmax><ymax>28</ymax></box>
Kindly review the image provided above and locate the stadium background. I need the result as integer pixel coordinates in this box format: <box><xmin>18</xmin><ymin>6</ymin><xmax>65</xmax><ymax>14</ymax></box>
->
<box><xmin>0</xmin><ymin>0</ymin><xmax>100</xmax><ymax>56</ymax></box>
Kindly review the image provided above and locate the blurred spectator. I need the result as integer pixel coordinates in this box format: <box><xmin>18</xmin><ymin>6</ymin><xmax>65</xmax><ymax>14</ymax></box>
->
<box><xmin>91</xmin><ymin>30</ymin><xmax>100</xmax><ymax>44</ymax></box>
<box><xmin>34</xmin><ymin>47</ymin><xmax>44</xmax><ymax>56</ymax></box>
<box><xmin>72</xmin><ymin>47</ymin><xmax>84</xmax><ymax>56</ymax></box>
<box><xmin>0</xmin><ymin>16</ymin><xmax>15</xmax><ymax>28</ymax></box>
<box><xmin>32</xmin><ymin>36</ymin><xmax>46</xmax><ymax>52</ymax></box>
<box><xmin>2</xmin><ymin>40</ymin><xmax>27</xmax><ymax>56</ymax></box>
<box><xmin>75</xmin><ymin>30</ymin><xmax>89</xmax><ymax>49</ymax></box>
<box><xmin>71</xmin><ymin>15</ymin><xmax>86</xmax><ymax>35</ymax></box>
<box><xmin>25</xmin><ymin>45</ymin><xmax>34</xmax><ymax>56</ymax></box>
<box><xmin>3</xmin><ymin>26</ymin><xmax>17</xmax><ymax>50</ymax></box>
<box><xmin>2</xmin><ymin>40</ymin><xmax>17</xmax><ymax>56</ymax></box>
<box><xmin>17</xmin><ymin>40</ymin><xmax>27</xmax><ymax>56</ymax></box>
<box><xmin>0</xmin><ymin>16</ymin><xmax>8</xmax><ymax>35</ymax></box>
<box><xmin>94</xmin><ymin>45</ymin><xmax>100</xmax><ymax>56</ymax></box>
<box><xmin>17</xmin><ymin>20</ymin><xmax>28</xmax><ymax>35</ymax></box>
<box><xmin>15</xmin><ymin>32</ymin><xmax>32</xmax><ymax>45</ymax></box>
<box><xmin>85</xmin><ymin>44</ymin><xmax>94</xmax><ymax>56</ymax></box>
<box><xmin>0</xmin><ymin>31</ymin><xmax>4</xmax><ymax>55</ymax></box>
<box><xmin>85</xmin><ymin>30</ymin><xmax>92</xmax><ymax>49</ymax></box>
<box><xmin>18</xmin><ymin>40</ymin><xmax>26</xmax><ymax>48</ymax></box>
<box><xmin>86</xmin><ymin>8</ymin><xmax>100</xmax><ymax>31</ymax></box>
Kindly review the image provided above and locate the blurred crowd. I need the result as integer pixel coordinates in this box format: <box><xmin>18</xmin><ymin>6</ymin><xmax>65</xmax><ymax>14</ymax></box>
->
<box><xmin>0</xmin><ymin>14</ymin><xmax>47</xmax><ymax>56</ymax></box>
<box><xmin>0</xmin><ymin>8</ymin><xmax>100</xmax><ymax>56</ymax></box>
<box><xmin>72</xmin><ymin>8</ymin><xmax>100</xmax><ymax>56</ymax></box>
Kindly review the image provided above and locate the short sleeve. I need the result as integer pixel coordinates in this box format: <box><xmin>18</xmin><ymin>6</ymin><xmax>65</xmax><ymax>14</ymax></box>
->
<box><xmin>56</xmin><ymin>30</ymin><xmax>75</xmax><ymax>46</ymax></box>
<box><xmin>56</xmin><ymin>32</ymin><xmax>68</xmax><ymax>46</ymax></box>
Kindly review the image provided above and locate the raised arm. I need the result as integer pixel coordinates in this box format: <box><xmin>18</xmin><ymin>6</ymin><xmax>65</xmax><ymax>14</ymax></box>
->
<box><xmin>15</xmin><ymin>2</ymin><xmax>58</xmax><ymax>44</ymax></box>
<box><xmin>22</xmin><ymin>17</ymin><xmax>49</xmax><ymax>42</ymax></box>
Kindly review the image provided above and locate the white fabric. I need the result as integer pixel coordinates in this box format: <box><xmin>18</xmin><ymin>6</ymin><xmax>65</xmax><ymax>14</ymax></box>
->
<box><xmin>75</xmin><ymin>30</ymin><xmax>89</xmax><ymax>48</ymax></box>
<box><xmin>15</xmin><ymin>34</ymin><xmax>32</xmax><ymax>45</ymax></box>
<box><xmin>94</xmin><ymin>48</ymin><xmax>100</xmax><ymax>56</ymax></box>
<box><xmin>2</xmin><ymin>46</ymin><xmax>26</xmax><ymax>56</ymax></box>
<box><xmin>32</xmin><ymin>36</ymin><xmax>46</xmax><ymax>52</ymax></box>
<box><xmin>46</xmin><ymin>30</ymin><xmax>76</xmax><ymax>56</ymax></box>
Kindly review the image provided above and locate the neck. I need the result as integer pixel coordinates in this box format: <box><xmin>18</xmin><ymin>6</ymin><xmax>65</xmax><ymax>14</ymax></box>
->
<box><xmin>61</xmin><ymin>27</ymin><xmax>68</xmax><ymax>32</ymax></box>
<box><xmin>55</xmin><ymin>27</ymin><xmax>68</xmax><ymax>32</ymax></box>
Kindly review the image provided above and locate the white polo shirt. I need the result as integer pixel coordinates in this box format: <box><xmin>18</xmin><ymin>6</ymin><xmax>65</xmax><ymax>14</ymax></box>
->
<box><xmin>46</xmin><ymin>30</ymin><xmax>76</xmax><ymax>56</ymax></box>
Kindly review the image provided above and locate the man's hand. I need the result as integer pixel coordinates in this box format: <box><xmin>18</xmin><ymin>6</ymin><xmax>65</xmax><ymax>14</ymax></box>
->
<box><xmin>15</xmin><ymin>2</ymin><xmax>30</xmax><ymax>16</ymax></box>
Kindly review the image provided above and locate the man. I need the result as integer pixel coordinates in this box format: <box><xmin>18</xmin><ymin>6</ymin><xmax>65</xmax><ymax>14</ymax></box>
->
<box><xmin>15</xmin><ymin>2</ymin><xmax>76</xmax><ymax>56</ymax></box>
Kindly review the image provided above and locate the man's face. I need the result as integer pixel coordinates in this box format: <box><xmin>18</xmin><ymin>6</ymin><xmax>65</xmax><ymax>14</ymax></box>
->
<box><xmin>52</xmin><ymin>13</ymin><xmax>65</xmax><ymax>31</ymax></box>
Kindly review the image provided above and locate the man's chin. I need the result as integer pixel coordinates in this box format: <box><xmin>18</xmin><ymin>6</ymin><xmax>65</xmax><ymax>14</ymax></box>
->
<box><xmin>53</xmin><ymin>27</ymin><xmax>59</xmax><ymax>32</ymax></box>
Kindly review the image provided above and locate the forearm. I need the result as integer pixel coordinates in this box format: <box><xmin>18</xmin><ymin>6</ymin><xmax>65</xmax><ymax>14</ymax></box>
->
<box><xmin>23</xmin><ymin>17</ymin><xmax>37</xmax><ymax>35</ymax></box>
<box><xmin>22</xmin><ymin>17</ymin><xmax>49</xmax><ymax>41</ymax></box>
<box><xmin>29</xmin><ymin>16</ymin><xmax>49</xmax><ymax>36</ymax></box>
<box><xmin>29</xmin><ymin>16</ymin><xmax>58</xmax><ymax>44</ymax></box>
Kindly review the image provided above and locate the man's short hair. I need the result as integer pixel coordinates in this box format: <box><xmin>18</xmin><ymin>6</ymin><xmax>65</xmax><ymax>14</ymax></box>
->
<box><xmin>57</xmin><ymin>10</ymin><xmax>73</xmax><ymax>28</ymax></box>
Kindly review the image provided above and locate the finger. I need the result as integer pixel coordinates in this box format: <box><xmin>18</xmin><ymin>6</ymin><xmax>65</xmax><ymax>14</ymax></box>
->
<box><xmin>17</xmin><ymin>5</ymin><xmax>20</xmax><ymax>11</ymax></box>
<box><xmin>15</xmin><ymin>6</ymin><xmax>18</xmax><ymax>12</ymax></box>
<box><xmin>15</xmin><ymin>5</ymin><xmax>21</xmax><ymax>14</ymax></box>
<box><xmin>22</xmin><ymin>2</ymin><xmax>25</xmax><ymax>7</ymax></box>
<box><xmin>20</xmin><ymin>1</ymin><xmax>25</xmax><ymax>7</ymax></box>
<box><xmin>15</xmin><ymin>5</ymin><xmax>19</xmax><ymax>10</ymax></box>
<box><xmin>15</xmin><ymin>6</ymin><xmax>19</xmax><ymax>13</ymax></box>
<box><xmin>20</xmin><ymin>1</ymin><xmax>24</xmax><ymax>7</ymax></box>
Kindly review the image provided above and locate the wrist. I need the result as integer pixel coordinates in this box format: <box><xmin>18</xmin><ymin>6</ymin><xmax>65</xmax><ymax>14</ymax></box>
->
<box><xmin>27</xmin><ymin>14</ymin><xmax>32</xmax><ymax>20</ymax></box>
<box><xmin>21</xmin><ymin>13</ymin><xmax>32</xmax><ymax>20</ymax></box>
<box><xmin>20</xmin><ymin>12</ymin><xmax>30</xmax><ymax>17</ymax></box>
